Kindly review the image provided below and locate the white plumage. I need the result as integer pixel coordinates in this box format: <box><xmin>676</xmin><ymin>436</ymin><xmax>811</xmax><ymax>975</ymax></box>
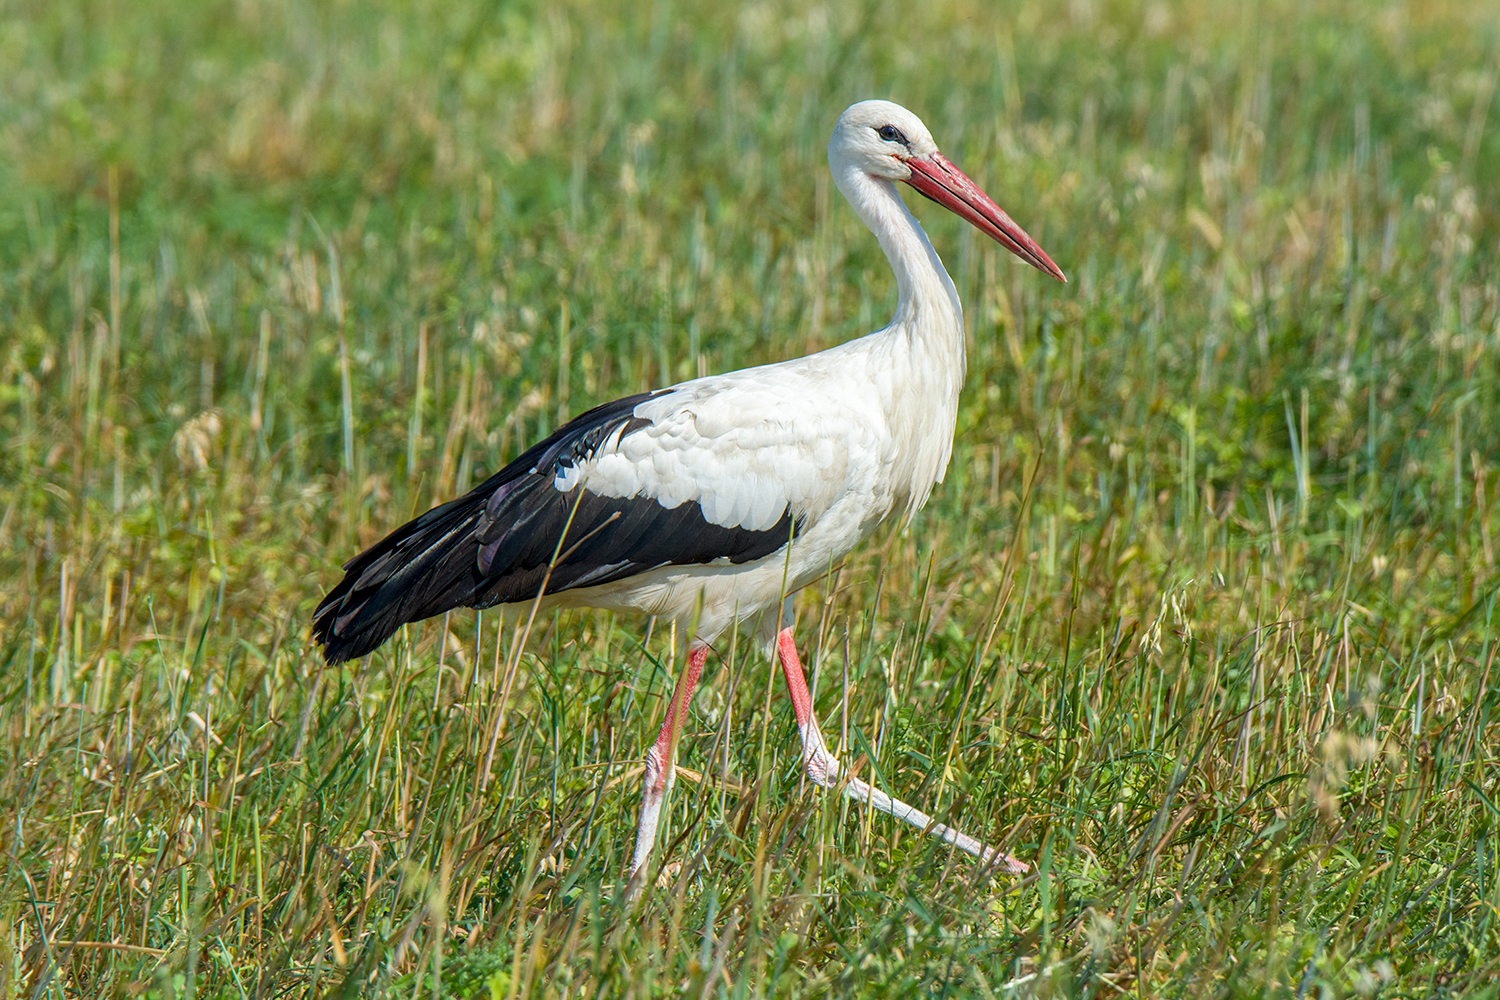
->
<box><xmin>313</xmin><ymin>99</ymin><xmax>1065</xmax><ymax>896</ymax></box>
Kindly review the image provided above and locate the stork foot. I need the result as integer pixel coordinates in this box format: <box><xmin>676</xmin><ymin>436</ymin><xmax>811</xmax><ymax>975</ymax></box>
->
<box><xmin>775</xmin><ymin>628</ymin><xmax>1025</xmax><ymax>875</ymax></box>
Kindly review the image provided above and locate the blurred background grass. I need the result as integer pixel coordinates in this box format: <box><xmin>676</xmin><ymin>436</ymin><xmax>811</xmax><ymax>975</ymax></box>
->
<box><xmin>2</xmin><ymin>0</ymin><xmax>1499</xmax><ymax>995</ymax></box>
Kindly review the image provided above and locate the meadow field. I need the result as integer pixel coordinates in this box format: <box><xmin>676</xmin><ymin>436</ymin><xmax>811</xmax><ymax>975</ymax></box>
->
<box><xmin>3</xmin><ymin>0</ymin><xmax>1499</xmax><ymax>995</ymax></box>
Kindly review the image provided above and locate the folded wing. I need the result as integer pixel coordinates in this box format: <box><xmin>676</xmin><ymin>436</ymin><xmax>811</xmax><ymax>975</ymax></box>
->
<box><xmin>312</xmin><ymin>377</ymin><xmax>857</xmax><ymax>663</ymax></box>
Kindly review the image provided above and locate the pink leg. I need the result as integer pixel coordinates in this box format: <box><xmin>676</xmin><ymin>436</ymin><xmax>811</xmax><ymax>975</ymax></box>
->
<box><xmin>775</xmin><ymin>628</ymin><xmax>1027</xmax><ymax>875</ymax></box>
<box><xmin>625</xmin><ymin>642</ymin><xmax>709</xmax><ymax>897</ymax></box>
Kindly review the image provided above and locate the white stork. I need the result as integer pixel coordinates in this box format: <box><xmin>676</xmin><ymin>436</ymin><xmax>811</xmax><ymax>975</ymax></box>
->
<box><xmin>313</xmin><ymin>99</ymin><xmax>1065</xmax><ymax>894</ymax></box>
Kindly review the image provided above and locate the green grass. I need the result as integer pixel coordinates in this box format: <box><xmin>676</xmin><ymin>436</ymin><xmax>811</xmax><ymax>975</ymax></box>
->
<box><xmin>3</xmin><ymin>0</ymin><xmax>1500</xmax><ymax>995</ymax></box>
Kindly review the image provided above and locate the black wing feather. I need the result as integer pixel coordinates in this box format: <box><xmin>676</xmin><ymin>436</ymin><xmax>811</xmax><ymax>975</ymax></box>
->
<box><xmin>311</xmin><ymin>390</ymin><xmax>800</xmax><ymax>664</ymax></box>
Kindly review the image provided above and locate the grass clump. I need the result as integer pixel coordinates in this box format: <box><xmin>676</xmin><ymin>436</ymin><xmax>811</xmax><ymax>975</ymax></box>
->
<box><xmin>2</xmin><ymin>0</ymin><xmax>1499</xmax><ymax>995</ymax></box>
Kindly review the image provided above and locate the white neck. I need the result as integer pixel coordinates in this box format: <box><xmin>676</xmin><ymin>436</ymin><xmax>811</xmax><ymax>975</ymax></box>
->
<box><xmin>829</xmin><ymin>156</ymin><xmax>968</xmax><ymax>516</ymax></box>
<box><xmin>830</xmin><ymin>160</ymin><xmax>966</xmax><ymax>369</ymax></box>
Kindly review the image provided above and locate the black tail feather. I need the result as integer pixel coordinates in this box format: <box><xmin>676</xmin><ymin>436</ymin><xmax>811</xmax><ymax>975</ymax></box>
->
<box><xmin>311</xmin><ymin>486</ymin><xmax>494</xmax><ymax>664</ymax></box>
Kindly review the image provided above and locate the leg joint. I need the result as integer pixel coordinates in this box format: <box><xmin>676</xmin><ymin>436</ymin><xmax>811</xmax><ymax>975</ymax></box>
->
<box><xmin>643</xmin><ymin>745</ymin><xmax>673</xmax><ymax>795</ymax></box>
<box><xmin>803</xmin><ymin>744</ymin><xmax>842</xmax><ymax>788</ymax></box>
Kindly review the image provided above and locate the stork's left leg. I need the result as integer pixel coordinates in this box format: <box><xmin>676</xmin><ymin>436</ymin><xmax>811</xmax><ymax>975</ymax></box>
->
<box><xmin>774</xmin><ymin>627</ymin><xmax>1027</xmax><ymax>874</ymax></box>
<box><xmin>624</xmin><ymin>641</ymin><xmax>709</xmax><ymax>899</ymax></box>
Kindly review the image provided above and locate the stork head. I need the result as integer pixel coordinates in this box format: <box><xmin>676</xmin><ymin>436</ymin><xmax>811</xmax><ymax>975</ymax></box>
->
<box><xmin>829</xmin><ymin>99</ymin><xmax>1066</xmax><ymax>282</ymax></box>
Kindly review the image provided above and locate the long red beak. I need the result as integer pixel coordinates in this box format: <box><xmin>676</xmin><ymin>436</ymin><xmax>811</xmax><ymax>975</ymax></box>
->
<box><xmin>904</xmin><ymin>152</ymin><xmax>1066</xmax><ymax>282</ymax></box>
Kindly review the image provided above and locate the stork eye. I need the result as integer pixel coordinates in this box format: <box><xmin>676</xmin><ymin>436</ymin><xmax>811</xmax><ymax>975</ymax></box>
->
<box><xmin>875</xmin><ymin>125</ymin><xmax>909</xmax><ymax>145</ymax></box>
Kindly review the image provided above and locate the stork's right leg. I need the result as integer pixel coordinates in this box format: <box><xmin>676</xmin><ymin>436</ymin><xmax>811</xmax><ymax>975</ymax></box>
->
<box><xmin>774</xmin><ymin>628</ymin><xmax>1027</xmax><ymax>874</ymax></box>
<box><xmin>624</xmin><ymin>642</ymin><xmax>709</xmax><ymax>899</ymax></box>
